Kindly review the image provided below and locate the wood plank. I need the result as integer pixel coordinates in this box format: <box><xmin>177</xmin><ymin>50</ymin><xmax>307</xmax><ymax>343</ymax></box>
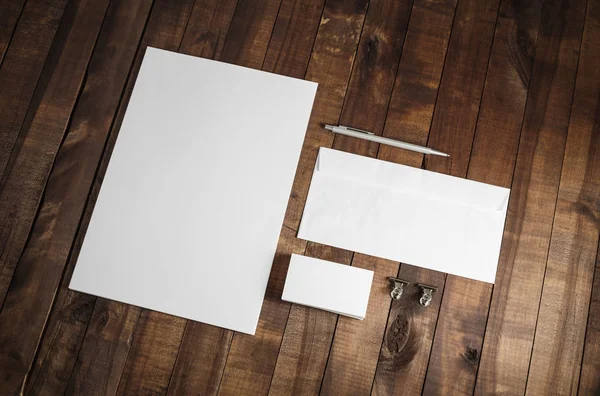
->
<box><xmin>420</xmin><ymin>0</ymin><xmax>544</xmax><ymax>393</ymax></box>
<box><xmin>370</xmin><ymin>1</ymin><xmax>457</xmax><ymax>391</ymax></box>
<box><xmin>372</xmin><ymin>267</ymin><xmax>446</xmax><ymax>396</ymax></box>
<box><xmin>219</xmin><ymin>0</ymin><xmax>282</xmax><ymax>68</ymax></box>
<box><xmin>66</xmin><ymin>300</ymin><xmax>141</xmax><ymax>395</ymax></box>
<box><xmin>0</xmin><ymin>0</ymin><xmax>68</xmax><ymax>184</ymax></box>
<box><xmin>376</xmin><ymin>0</ymin><xmax>457</xmax><ymax>169</ymax></box>
<box><xmin>179</xmin><ymin>0</ymin><xmax>238</xmax><ymax>60</ymax></box>
<box><xmin>21</xmin><ymin>1</ymin><xmax>194</xmax><ymax>394</ymax></box>
<box><xmin>166</xmin><ymin>322</ymin><xmax>233</xmax><ymax>396</ymax></box>
<box><xmin>271</xmin><ymin>0</ymin><xmax>414</xmax><ymax>393</ymax></box>
<box><xmin>145</xmin><ymin>3</ymin><xmax>241</xmax><ymax>395</ymax></box>
<box><xmin>213</xmin><ymin>228</ymin><xmax>309</xmax><ymax>395</ymax></box>
<box><xmin>526</xmin><ymin>0</ymin><xmax>600</xmax><ymax>391</ymax></box>
<box><xmin>320</xmin><ymin>256</ymin><xmax>398</xmax><ymax>395</ymax></box>
<box><xmin>115</xmin><ymin>0</ymin><xmax>284</xmax><ymax>393</ymax></box>
<box><xmin>269</xmin><ymin>245</ymin><xmax>353</xmax><ymax>395</ymax></box>
<box><xmin>199</xmin><ymin>2</ymin><xmax>323</xmax><ymax>394</ymax></box>
<box><xmin>0</xmin><ymin>0</ymin><xmax>26</xmax><ymax>65</ymax></box>
<box><xmin>116</xmin><ymin>312</ymin><xmax>187</xmax><ymax>395</ymax></box>
<box><xmin>372</xmin><ymin>0</ymin><xmax>501</xmax><ymax>392</ymax></box>
<box><xmin>282</xmin><ymin>0</ymin><xmax>369</xmax><ymax>232</ymax></box>
<box><xmin>0</xmin><ymin>0</ymin><xmax>113</xmax><ymax>393</ymax></box>
<box><xmin>579</xmin><ymin>242</ymin><xmax>600</xmax><ymax>394</ymax></box>
<box><xmin>473</xmin><ymin>0</ymin><xmax>587</xmax><ymax>392</ymax></box>
<box><xmin>314</xmin><ymin>0</ymin><xmax>418</xmax><ymax>392</ymax></box>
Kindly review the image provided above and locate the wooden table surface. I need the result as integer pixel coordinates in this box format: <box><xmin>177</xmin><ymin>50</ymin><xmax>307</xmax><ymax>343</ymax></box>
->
<box><xmin>0</xmin><ymin>0</ymin><xmax>599</xmax><ymax>394</ymax></box>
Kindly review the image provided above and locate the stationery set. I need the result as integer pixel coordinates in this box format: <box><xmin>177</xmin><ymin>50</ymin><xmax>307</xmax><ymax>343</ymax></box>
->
<box><xmin>70</xmin><ymin>47</ymin><xmax>509</xmax><ymax>335</ymax></box>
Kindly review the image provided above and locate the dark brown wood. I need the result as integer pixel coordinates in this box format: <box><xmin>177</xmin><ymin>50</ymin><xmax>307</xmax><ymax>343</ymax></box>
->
<box><xmin>371</xmin><ymin>1</ymin><xmax>458</xmax><ymax>391</ymax></box>
<box><xmin>167</xmin><ymin>322</ymin><xmax>233</xmax><ymax>395</ymax></box>
<box><xmin>526</xmin><ymin>0</ymin><xmax>600</xmax><ymax>391</ymax></box>
<box><xmin>269</xmin><ymin>245</ymin><xmax>353</xmax><ymax>395</ymax></box>
<box><xmin>179</xmin><ymin>0</ymin><xmax>238</xmax><ymax>60</ymax></box>
<box><xmin>116</xmin><ymin>312</ymin><xmax>187</xmax><ymax>395</ymax></box>
<box><xmin>421</xmin><ymin>0</ymin><xmax>544</xmax><ymax>393</ymax></box>
<box><xmin>22</xmin><ymin>1</ymin><xmax>193</xmax><ymax>394</ymax></box>
<box><xmin>219</xmin><ymin>0</ymin><xmax>282</xmax><ymax>68</ymax></box>
<box><xmin>474</xmin><ymin>0</ymin><xmax>587</xmax><ymax>392</ymax></box>
<box><xmin>115</xmin><ymin>1</ymin><xmax>285</xmax><ymax>394</ymax></box>
<box><xmin>67</xmin><ymin>300</ymin><xmax>141</xmax><ymax>395</ymax></box>
<box><xmin>580</xmin><ymin>242</ymin><xmax>600</xmax><ymax>395</ymax></box>
<box><xmin>161</xmin><ymin>2</ymin><xmax>240</xmax><ymax>395</ymax></box>
<box><xmin>376</xmin><ymin>0</ymin><xmax>457</xmax><ymax>170</ymax></box>
<box><xmin>0</xmin><ymin>0</ymin><xmax>111</xmax><ymax>393</ymax></box>
<box><xmin>0</xmin><ymin>0</ymin><xmax>26</xmax><ymax>65</ymax></box>
<box><xmin>210</xmin><ymin>1</ymin><xmax>323</xmax><ymax>394</ymax></box>
<box><xmin>282</xmin><ymin>0</ymin><xmax>369</xmax><ymax>232</ymax></box>
<box><xmin>0</xmin><ymin>0</ymin><xmax>598</xmax><ymax>393</ymax></box>
<box><xmin>215</xmin><ymin>228</ymin><xmax>308</xmax><ymax>395</ymax></box>
<box><xmin>267</xmin><ymin>5</ymin><xmax>370</xmax><ymax>394</ymax></box>
<box><xmin>320</xmin><ymin>256</ymin><xmax>398</xmax><ymax>395</ymax></box>
<box><xmin>0</xmin><ymin>0</ymin><xmax>67</xmax><ymax>184</ymax></box>
<box><xmin>372</xmin><ymin>267</ymin><xmax>446</xmax><ymax>396</ymax></box>
<box><xmin>272</xmin><ymin>0</ymin><xmax>412</xmax><ymax>393</ymax></box>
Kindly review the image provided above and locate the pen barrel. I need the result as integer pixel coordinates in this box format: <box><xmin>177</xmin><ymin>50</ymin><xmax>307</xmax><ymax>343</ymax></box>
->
<box><xmin>331</xmin><ymin>127</ymin><xmax>433</xmax><ymax>155</ymax></box>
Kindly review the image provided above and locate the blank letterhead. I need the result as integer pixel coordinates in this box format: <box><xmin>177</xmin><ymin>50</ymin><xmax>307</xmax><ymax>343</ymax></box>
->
<box><xmin>70</xmin><ymin>47</ymin><xmax>318</xmax><ymax>335</ymax></box>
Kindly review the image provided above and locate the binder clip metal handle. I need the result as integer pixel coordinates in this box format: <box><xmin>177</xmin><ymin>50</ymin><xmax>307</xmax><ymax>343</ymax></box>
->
<box><xmin>389</xmin><ymin>277</ymin><xmax>409</xmax><ymax>300</ymax></box>
<box><xmin>417</xmin><ymin>284</ymin><xmax>438</xmax><ymax>307</ymax></box>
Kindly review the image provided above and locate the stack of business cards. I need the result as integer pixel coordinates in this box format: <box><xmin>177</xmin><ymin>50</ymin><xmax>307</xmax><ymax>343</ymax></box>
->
<box><xmin>282</xmin><ymin>254</ymin><xmax>373</xmax><ymax>320</ymax></box>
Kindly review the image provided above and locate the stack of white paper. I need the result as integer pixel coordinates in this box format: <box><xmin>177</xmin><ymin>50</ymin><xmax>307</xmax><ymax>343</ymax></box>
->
<box><xmin>70</xmin><ymin>47</ymin><xmax>317</xmax><ymax>335</ymax></box>
<box><xmin>282</xmin><ymin>254</ymin><xmax>374</xmax><ymax>319</ymax></box>
<box><xmin>298</xmin><ymin>148</ymin><xmax>510</xmax><ymax>284</ymax></box>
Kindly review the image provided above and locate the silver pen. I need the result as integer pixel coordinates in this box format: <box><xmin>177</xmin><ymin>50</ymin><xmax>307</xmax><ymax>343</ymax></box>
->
<box><xmin>324</xmin><ymin>124</ymin><xmax>449</xmax><ymax>157</ymax></box>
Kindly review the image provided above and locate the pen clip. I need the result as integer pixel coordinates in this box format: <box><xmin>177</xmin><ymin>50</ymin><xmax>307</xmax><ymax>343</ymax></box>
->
<box><xmin>338</xmin><ymin>125</ymin><xmax>375</xmax><ymax>135</ymax></box>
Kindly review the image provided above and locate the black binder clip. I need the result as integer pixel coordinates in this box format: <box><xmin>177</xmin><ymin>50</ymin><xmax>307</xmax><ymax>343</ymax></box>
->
<box><xmin>389</xmin><ymin>277</ymin><xmax>409</xmax><ymax>300</ymax></box>
<box><xmin>417</xmin><ymin>284</ymin><xmax>438</xmax><ymax>307</ymax></box>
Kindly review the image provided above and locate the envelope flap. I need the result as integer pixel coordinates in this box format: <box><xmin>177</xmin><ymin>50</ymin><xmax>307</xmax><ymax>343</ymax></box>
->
<box><xmin>315</xmin><ymin>147</ymin><xmax>510</xmax><ymax>211</ymax></box>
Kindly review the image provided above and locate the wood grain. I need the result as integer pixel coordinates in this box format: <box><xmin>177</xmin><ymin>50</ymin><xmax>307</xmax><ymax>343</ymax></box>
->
<box><xmin>211</xmin><ymin>1</ymin><xmax>323</xmax><ymax>394</ymax></box>
<box><xmin>67</xmin><ymin>300</ymin><xmax>141</xmax><ymax>396</ymax></box>
<box><xmin>115</xmin><ymin>0</ymin><xmax>286</xmax><ymax>393</ymax></box>
<box><xmin>179</xmin><ymin>0</ymin><xmax>238</xmax><ymax>60</ymax></box>
<box><xmin>320</xmin><ymin>255</ymin><xmax>398</xmax><ymax>395</ymax></box>
<box><xmin>160</xmin><ymin>2</ymin><xmax>240</xmax><ymax>395</ymax></box>
<box><xmin>116</xmin><ymin>312</ymin><xmax>187</xmax><ymax>395</ymax></box>
<box><xmin>219</xmin><ymin>0</ymin><xmax>282</xmax><ymax>68</ymax></box>
<box><xmin>23</xmin><ymin>1</ymin><xmax>194</xmax><ymax>394</ymax></box>
<box><xmin>421</xmin><ymin>0</ymin><xmax>543</xmax><ymax>393</ymax></box>
<box><xmin>0</xmin><ymin>0</ymin><xmax>598</xmax><ymax>392</ymax></box>
<box><xmin>526</xmin><ymin>0</ymin><xmax>600</xmax><ymax>391</ymax></box>
<box><xmin>369</xmin><ymin>0</ymin><xmax>502</xmax><ymax>392</ymax></box>
<box><xmin>372</xmin><ymin>267</ymin><xmax>446</xmax><ymax>396</ymax></box>
<box><xmin>282</xmin><ymin>0</ymin><xmax>369</xmax><ymax>232</ymax></box>
<box><xmin>269</xmin><ymin>245</ymin><xmax>353</xmax><ymax>395</ymax></box>
<box><xmin>371</xmin><ymin>2</ymin><xmax>458</xmax><ymax>391</ymax></box>
<box><xmin>0</xmin><ymin>0</ymin><xmax>111</xmax><ymax>392</ymax></box>
<box><xmin>0</xmin><ymin>0</ymin><xmax>67</xmax><ymax>183</ymax></box>
<box><xmin>376</xmin><ymin>0</ymin><xmax>458</xmax><ymax>169</ymax></box>
<box><xmin>0</xmin><ymin>0</ymin><xmax>26</xmax><ymax>65</ymax></box>
<box><xmin>215</xmin><ymin>228</ymin><xmax>309</xmax><ymax>395</ymax></box>
<box><xmin>315</xmin><ymin>0</ymin><xmax>418</xmax><ymax>391</ymax></box>
<box><xmin>167</xmin><ymin>322</ymin><xmax>233</xmax><ymax>395</ymax></box>
<box><xmin>580</xmin><ymin>242</ymin><xmax>600</xmax><ymax>395</ymax></box>
<box><xmin>271</xmin><ymin>0</ymin><xmax>412</xmax><ymax>392</ymax></box>
<box><xmin>474</xmin><ymin>0</ymin><xmax>587</xmax><ymax>393</ymax></box>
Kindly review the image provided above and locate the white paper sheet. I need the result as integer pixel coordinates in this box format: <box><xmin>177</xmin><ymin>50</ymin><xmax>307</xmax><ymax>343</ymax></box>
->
<box><xmin>69</xmin><ymin>47</ymin><xmax>317</xmax><ymax>335</ymax></box>
<box><xmin>297</xmin><ymin>148</ymin><xmax>510</xmax><ymax>284</ymax></box>
<box><xmin>282</xmin><ymin>254</ymin><xmax>373</xmax><ymax>319</ymax></box>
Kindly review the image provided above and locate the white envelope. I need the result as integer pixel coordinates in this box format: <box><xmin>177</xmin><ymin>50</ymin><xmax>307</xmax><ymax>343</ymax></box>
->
<box><xmin>282</xmin><ymin>254</ymin><xmax>373</xmax><ymax>319</ymax></box>
<box><xmin>70</xmin><ymin>47</ymin><xmax>317</xmax><ymax>335</ymax></box>
<box><xmin>297</xmin><ymin>148</ymin><xmax>510</xmax><ymax>283</ymax></box>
